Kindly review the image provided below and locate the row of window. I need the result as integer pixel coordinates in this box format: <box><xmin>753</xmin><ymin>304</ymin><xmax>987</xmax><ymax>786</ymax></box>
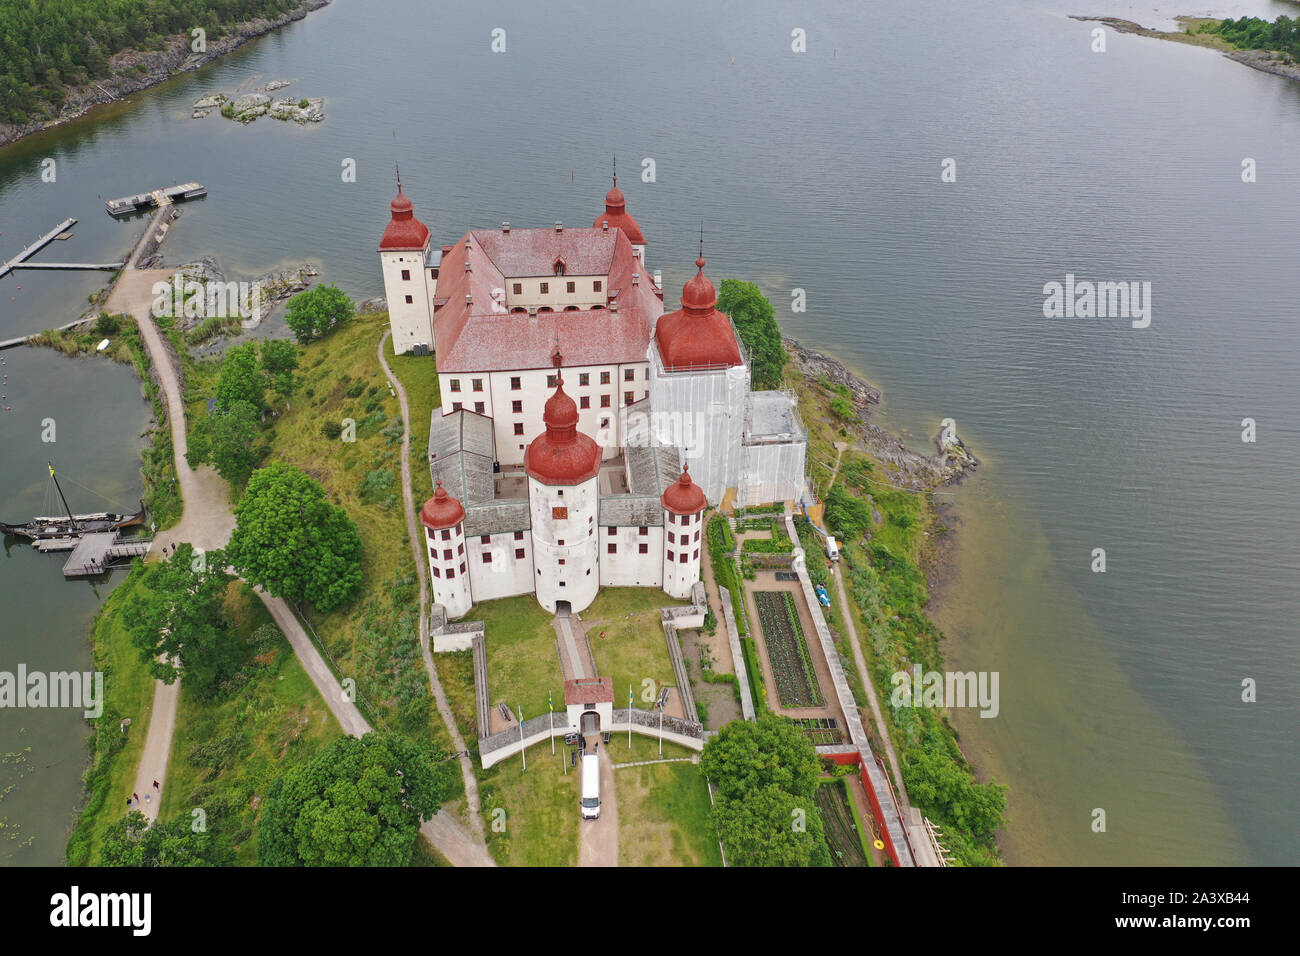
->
<box><xmin>451</xmin><ymin>397</ymin><xmax>645</xmax><ymax>419</ymax></box>
<box><xmin>667</xmin><ymin>510</ymin><xmax>701</xmax><ymax>524</ymax></box>
<box><xmin>448</xmin><ymin>368</ymin><xmax>645</xmax><ymax>393</ymax></box>
<box><xmin>431</xmin><ymin>562</ymin><xmax>467</xmax><ymax>579</ymax></box>
<box><xmin>667</xmin><ymin>530</ymin><xmax>701</xmax><ymax>545</ymax></box>
<box><xmin>512</xmin><ymin>280</ymin><xmax>602</xmax><ymax>295</ymax></box>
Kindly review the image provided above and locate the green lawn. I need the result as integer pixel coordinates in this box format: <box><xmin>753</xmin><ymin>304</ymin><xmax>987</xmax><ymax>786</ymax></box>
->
<box><xmin>478</xmin><ymin>743</ymin><xmax>579</xmax><ymax>866</ymax></box>
<box><xmin>158</xmin><ymin>582</ymin><xmax>342</xmax><ymax>864</ymax></box>
<box><xmin>384</xmin><ymin>332</ymin><xmax>441</xmax><ymax>502</ymax></box>
<box><xmin>470</xmin><ymin>595</ymin><xmax>564</xmax><ymax>722</ymax></box>
<box><xmin>617</xmin><ymin>758</ymin><xmax>721</xmax><ymax>867</ymax></box>
<box><xmin>584</xmin><ymin>588</ymin><xmax>684</xmax><ymax>709</ymax></box>
<box><xmin>65</xmin><ymin>566</ymin><xmax>163</xmax><ymax>865</ymax></box>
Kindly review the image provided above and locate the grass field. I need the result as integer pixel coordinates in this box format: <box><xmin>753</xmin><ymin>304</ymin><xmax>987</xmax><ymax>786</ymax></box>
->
<box><xmin>817</xmin><ymin>778</ymin><xmax>872</xmax><ymax>868</ymax></box>
<box><xmin>584</xmin><ymin>588</ymin><xmax>684</xmax><ymax>708</ymax></box>
<box><xmin>478</xmin><ymin>743</ymin><xmax>579</xmax><ymax>866</ymax></box>
<box><xmin>614</xmin><ymin>738</ymin><xmax>720</xmax><ymax>867</ymax></box>
<box><xmin>468</xmin><ymin>595</ymin><xmax>564</xmax><ymax>723</ymax></box>
<box><xmin>384</xmin><ymin>333</ymin><xmax>440</xmax><ymax>502</ymax></box>
<box><xmin>157</xmin><ymin>582</ymin><xmax>342</xmax><ymax>865</ymax></box>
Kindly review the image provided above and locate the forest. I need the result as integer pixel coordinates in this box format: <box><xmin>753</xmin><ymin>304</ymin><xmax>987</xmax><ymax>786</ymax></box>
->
<box><xmin>0</xmin><ymin>0</ymin><xmax>301</xmax><ymax>124</ymax></box>
<box><xmin>1203</xmin><ymin>15</ymin><xmax>1300</xmax><ymax>60</ymax></box>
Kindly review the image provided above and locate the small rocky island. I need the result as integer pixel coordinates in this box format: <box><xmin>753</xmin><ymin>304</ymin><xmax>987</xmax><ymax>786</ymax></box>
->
<box><xmin>193</xmin><ymin>80</ymin><xmax>324</xmax><ymax>124</ymax></box>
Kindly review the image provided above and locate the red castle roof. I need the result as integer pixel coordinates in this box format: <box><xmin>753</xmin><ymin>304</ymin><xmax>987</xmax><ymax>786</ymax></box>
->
<box><xmin>379</xmin><ymin>183</ymin><xmax>431</xmax><ymax>252</ymax></box>
<box><xmin>593</xmin><ymin>175</ymin><xmax>645</xmax><ymax>245</ymax></box>
<box><xmin>420</xmin><ymin>479</ymin><xmax>466</xmax><ymax>531</ymax></box>
<box><xmin>661</xmin><ymin>464</ymin><xmax>708</xmax><ymax>515</ymax></box>
<box><xmin>654</xmin><ymin>257</ymin><xmax>743</xmax><ymax>371</ymax></box>
<box><xmin>524</xmin><ymin>371</ymin><xmax>602</xmax><ymax>486</ymax></box>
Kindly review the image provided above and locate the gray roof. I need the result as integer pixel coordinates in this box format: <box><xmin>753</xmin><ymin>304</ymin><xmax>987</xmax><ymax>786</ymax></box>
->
<box><xmin>428</xmin><ymin>409</ymin><xmax>496</xmax><ymax>504</ymax></box>
<box><xmin>745</xmin><ymin>390</ymin><xmax>805</xmax><ymax>442</ymax></box>
<box><xmin>598</xmin><ymin>495</ymin><xmax>664</xmax><ymax>527</ymax></box>
<box><xmin>465</xmin><ymin>500</ymin><xmax>531</xmax><ymax>537</ymax></box>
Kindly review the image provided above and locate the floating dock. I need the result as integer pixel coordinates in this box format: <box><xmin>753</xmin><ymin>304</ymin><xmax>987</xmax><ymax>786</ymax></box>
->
<box><xmin>45</xmin><ymin>532</ymin><xmax>153</xmax><ymax>577</ymax></box>
<box><xmin>0</xmin><ymin>217</ymin><xmax>78</xmax><ymax>280</ymax></box>
<box><xmin>106</xmin><ymin>182</ymin><xmax>206</xmax><ymax>217</ymax></box>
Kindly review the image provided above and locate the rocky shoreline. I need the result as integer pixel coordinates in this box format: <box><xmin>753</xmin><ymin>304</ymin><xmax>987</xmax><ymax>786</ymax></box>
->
<box><xmin>785</xmin><ymin>339</ymin><xmax>978</xmax><ymax>492</ymax></box>
<box><xmin>0</xmin><ymin>0</ymin><xmax>331</xmax><ymax>149</ymax></box>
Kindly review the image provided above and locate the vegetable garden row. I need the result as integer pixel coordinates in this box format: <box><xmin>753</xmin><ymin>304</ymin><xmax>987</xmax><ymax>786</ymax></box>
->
<box><xmin>754</xmin><ymin>590</ymin><xmax>825</xmax><ymax>708</ymax></box>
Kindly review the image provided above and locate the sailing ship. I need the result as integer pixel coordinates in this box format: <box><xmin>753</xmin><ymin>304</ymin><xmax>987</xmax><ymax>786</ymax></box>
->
<box><xmin>0</xmin><ymin>463</ymin><xmax>147</xmax><ymax>542</ymax></box>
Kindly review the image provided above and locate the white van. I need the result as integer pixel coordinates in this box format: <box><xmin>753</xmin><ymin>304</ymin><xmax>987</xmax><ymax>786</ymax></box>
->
<box><xmin>825</xmin><ymin>536</ymin><xmax>840</xmax><ymax>561</ymax></box>
<box><xmin>580</xmin><ymin>754</ymin><xmax>601</xmax><ymax>820</ymax></box>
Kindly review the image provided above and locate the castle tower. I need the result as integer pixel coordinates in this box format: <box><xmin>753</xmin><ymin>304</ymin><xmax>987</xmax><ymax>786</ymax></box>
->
<box><xmin>661</xmin><ymin>464</ymin><xmax>707</xmax><ymax>599</ymax></box>
<box><xmin>379</xmin><ymin>175</ymin><xmax>435</xmax><ymax>355</ymax></box>
<box><xmin>593</xmin><ymin>160</ymin><xmax>647</xmax><ymax>272</ymax></box>
<box><xmin>648</xmin><ymin>256</ymin><xmax>749</xmax><ymax>504</ymax></box>
<box><xmin>420</xmin><ymin>480</ymin><xmax>472</xmax><ymax>619</ymax></box>
<box><xmin>525</xmin><ymin>361</ymin><xmax>602</xmax><ymax>614</ymax></box>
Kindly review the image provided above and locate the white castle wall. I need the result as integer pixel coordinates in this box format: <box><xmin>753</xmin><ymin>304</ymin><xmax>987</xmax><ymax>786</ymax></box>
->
<box><xmin>381</xmin><ymin>249</ymin><xmax>434</xmax><ymax>354</ymax></box>
<box><xmin>528</xmin><ymin>474</ymin><xmax>600</xmax><ymax>613</ymax></box>
<box><xmin>741</xmin><ymin>440</ymin><xmax>808</xmax><ymax>506</ymax></box>
<box><xmin>466</xmin><ymin>530</ymin><xmax>535</xmax><ymax>602</ymax></box>
<box><xmin>424</xmin><ymin>522</ymin><xmax>472</xmax><ymax>619</ymax></box>
<box><xmin>647</xmin><ymin>352</ymin><xmax>749</xmax><ymax>504</ymax></box>
<box><xmin>598</xmin><ymin>524</ymin><xmax>665</xmax><ymax>587</ymax></box>
<box><xmin>662</xmin><ymin>509</ymin><xmax>704</xmax><ymax>599</ymax></box>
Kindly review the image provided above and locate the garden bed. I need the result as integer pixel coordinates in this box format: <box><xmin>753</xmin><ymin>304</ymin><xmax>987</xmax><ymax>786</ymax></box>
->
<box><xmin>754</xmin><ymin>591</ymin><xmax>824</xmax><ymax>708</ymax></box>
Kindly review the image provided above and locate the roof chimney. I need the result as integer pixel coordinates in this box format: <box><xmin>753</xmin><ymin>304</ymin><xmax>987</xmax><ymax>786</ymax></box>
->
<box><xmin>465</xmin><ymin>294</ymin><xmax>473</xmax><ymax>306</ymax></box>
<box><xmin>611</xmin><ymin>300</ymin><xmax>619</xmax><ymax>312</ymax></box>
<box><xmin>632</xmin><ymin>272</ymin><xmax>639</xmax><ymax>286</ymax></box>
<box><xmin>502</xmin><ymin>221</ymin><xmax>510</xmax><ymax>233</ymax></box>
<box><xmin>601</xmin><ymin>220</ymin><xmax>609</xmax><ymax>231</ymax></box>
<box><xmin>653</xmin><ymin>270</ymin><xmax>662</xmax><ymax>287</ymax></box>
<box><xmin>555</xmin><ymin>221</ymin><xmax>563</xmax><ymax>232</ymax></box>
<box><xmin>464</xmin><ymin>261</ymin><xmax>472</xmax><ymax>273</ymax></box>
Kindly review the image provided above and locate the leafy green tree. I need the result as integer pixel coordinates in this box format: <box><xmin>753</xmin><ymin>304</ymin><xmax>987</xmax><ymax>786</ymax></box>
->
<box><xmin>284</xmin><ymin>283</ymin><xmax>354</xmax><ymax>343</ymax></box>
<box><xmin>190</xmin><ymin>400</ymin><xmax>262</xmax><ymax>485</ymax></box>
<box><xmin>713</xmin><ymin>785</ymin><xmax>831</xmax><ymax>867</ymax></box>
<box><xmin>258</xmin><ymin>733</ymin><xmax>454</xmax><ymax>866</ymax></box>
<box><xmin>822</xmin><ymin>484</ymin><xmax>873</xmax><ymax>543</ymax></box>
<box><xmin>120</xmin><ymin>544</ymin><xmax>243</xmax><ymax>700</ymax></box>
<box><xmin>905</xmin><ymin>745</ymin><xmax>1007</xmax><ymax>838</ymax></box>
<box><xmin>214</xmin><ymin>341</ymin><xmax>265</xmax><ymax>413</ymax></box>
<box><xmin>716</xmin><ymin>279</ymin><xmax>786</xmax><ymax>389</ymax></box>
<box><xmin>95</xmin><ymin>312</ymin><xmax>121</xmax><ymax>336</ymax></box>
<box><xmin>101</xmin><ymin>810</ymin><xmax>232</xmax><ymax>866</ymax></box>
<box><xmin>260</xmin><ymin>338</ymin><xmax>299</xmax><ymax>376</ymax></box>
<box><xmin>226</xmin><ymin>462</ymin><xmax>363</xmax><ymax>612</ymax></box>
<box><xmin>829</xmin><ymin>396</ymin><xmax>857</xmax><ymax>422</ymax></box>
<box><xmin>700</xmin><ymin>712</ymin><xmax>821</xmax><ymax>803</ymax></box>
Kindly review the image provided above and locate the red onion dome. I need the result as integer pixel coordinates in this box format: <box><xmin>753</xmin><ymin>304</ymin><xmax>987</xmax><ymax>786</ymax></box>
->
<box><xmin>525</xmin><ymin>373</ymin><xmax>601</xmax><ymax>485</ymax></box>
<box><xmin>653</xmin><ymin>257</ymin><xmax>743</xmax><ymax>370</ymax></box>
<box><xmin>379</xmin><ymin>183</ymin><xmax>431</xmax><ymax>251</ymax></box>
<box><xmin>420</xmin><ymin>479</ymin><xmax>465</xmax><ymax>531</ymax></box>
<box><xmin>661</xmin><ymin>464</ymin><xmax>708</xmax><ymax>515</ymax></box>
<box><xmin>592</xmin><ymin>175</ymin><xmax>645</xmax><ymax>244</ymax></box>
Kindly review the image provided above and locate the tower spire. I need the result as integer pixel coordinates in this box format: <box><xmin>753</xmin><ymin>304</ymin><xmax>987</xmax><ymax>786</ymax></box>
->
<box><xmin>699</xmin><ymin>220</ymin><xmax>704</xmax><ymax>259</ymax></box>
<box><xmin>395</xmin><ymin>162</ymin><xmax>402</xmax><ymax>193</ymax></box>
<box><xmin>612</xmin><ymin>152</ymin><xmax>617</xmax><ymax>187</ymax></box>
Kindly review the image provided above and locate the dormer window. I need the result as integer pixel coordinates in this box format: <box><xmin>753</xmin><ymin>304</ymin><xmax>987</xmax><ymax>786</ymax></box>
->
<box><xmin>553</xmin><ymin>257</ymin><xmax>566</xmax><ymax>276</ymax></box>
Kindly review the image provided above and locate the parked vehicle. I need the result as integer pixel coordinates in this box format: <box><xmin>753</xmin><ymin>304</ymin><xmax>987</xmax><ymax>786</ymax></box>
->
<box><xmin>815</xmin><ymin>584</ymin><xmax>831</xmax><ymax>608</ymax></box>
<box><xmin>580</xmin><ymin>754</ymin><xmax>601</xmax><ymax>820</ymax></box>
<box><xmin>825</xmin><ymin>536</ymin><xmax>840</xmax><ymax>561</ymax></box>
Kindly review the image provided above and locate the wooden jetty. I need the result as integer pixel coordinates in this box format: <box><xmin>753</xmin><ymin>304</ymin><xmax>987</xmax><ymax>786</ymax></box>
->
<box><xmin>0</xmin><ymin>217</ymin><xmax>78</xmax><ymax>280</ymax></box>
<box><xmin>9</xmin><ymin>261</ymin><xmax>124</xmax><ymax>271</ymax></box>
<box><xmin>106</xmin><ymin>182</ymin><xmax>206</xmax><ymax>217</ymax></box>
<box><xmin>52</xmin><ymin>531</ymin><xmax>153</xmax><ymax>578</ymax></box>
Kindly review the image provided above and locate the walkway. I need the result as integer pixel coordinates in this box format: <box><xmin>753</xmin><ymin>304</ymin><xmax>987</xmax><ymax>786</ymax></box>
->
<box><xmin>578</xmin><ymin>749</ymin><xmax>618</xmax><ymax>867</ymax></box>
<box><xmin>377</xmin><ymin>331</ymin><xmax>492</xmax><ymax>861</ymax></box>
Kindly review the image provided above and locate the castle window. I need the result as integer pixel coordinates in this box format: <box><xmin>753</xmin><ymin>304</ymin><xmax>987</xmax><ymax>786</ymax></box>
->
<box><xmin>681</xmin><ymin>552</ymin><xmax>689</xmax><ymax>563</ymax></box>
<box><xmin>624</xmin><ymin>368</ymin><xmax>634</xmax><ymax>382</ymax></box>
<box><xmin>405</xmin><ymin>295</ymin><xmax>413</xmax><ymax>304</ymax></box>
<box><xmin>608</xmin><ymin>543</ymin><xmax>617</xmax><ymax>554</ymax></box>
<box><xmin>514</xmin><ymin>531</ymin><xmax>525</xmax><ymax>541</ymax></box>
<box><xmin>432</xmin><ymin>566</ymin><xmax>440</xmax><ymax>578</ymax></box>
<box><xmin>482</xmin><ymin>553</ymin><xmax>493</xmax><ymax>564</ymax></box>
<box><xmin>515</xmin><ymin>548</ymin><xmax>525</xmax><ymax>559</ymax></box>
<box><xmin>600</xmin><ymin>395</ymin><xmax>611</xmax><ymax>408</ymax></box>
<box><xmin>580</xmin><ymin>396</ymin><xmax>590</xmax><ymax>409</ymax></box>
<box><xmin>558</xmin><ymin>559</ymin><xmax>566</xmax><ymax>565</ymax></box>
<box><xmin>553</xmin><ymin>506</ymin><xmax>568</xmax><ymax>520</ymax></box>
<box><xmin>639</xmin><ymin>527</ymin><xmax>648</xmax><ymax>535</ymax></box>
<box><xmin>511</xmin><ymin>376</ymin><xmax>521</xmax><ymax>390</ymax></box>
<box><xmin>472</xmin><ymin>379</ymin><xmax>483</xmax><ymax>391</ymax></box>
<box><xmin>450</xmin><ymin>379</ymin><xmax>461</xmax><ymax>392</ymax></box>
<box><xmin>446</xmin><ymin>568</ymin><xmax>455</xmax><ymax>579</ymax></box>
<box><xmin>441</xmin><ymin>529</ymin><xmax>451</xmax><ymax>540</ymax></box>
<box><xmin>539</xmin><ymin>306</ymin><xmax>553</xmax><ymax>313</ymax></box>
<box><xmin>458</xmin><ymin>543</ymin><xmax>465</xmax><ymax>555</ymax></box>
<box><xmin>668</xmin><ymin>532</ymin><xmax>675</xmax><ymax>544</ymax></box>
<box><xmin>566</xmin><ymin>281</ymin><xmax>575</xmax><ymax>293</ymax></box>
<box><xmin>460</xmin><ymin>562</ymin><xmax>466</xmax><ymax>573</ymax></box>
<box><xmin>540</xmin><ymin>282</ymin><xmax>549</xmax><ymax>294</ymax></box>
<box><xmin>429</xmin><ymin>547</ymin><xmax>437</xmax><ymax>559</ymax></box>
<box><xmin>557</xmin><ymin>489</ymin><xmax>563</xmax><ymax>497</ymax></box>
<box><xmin>694</xmin><ymin>531</ymin><xmax>700</xmax><ymax>542</ymax></box>
<box><xmin>579</xmin><ymin>372</ymin><xmax>590</xmax><ymax>386</ymax></box>
<box><xmin>512</xmin><ymin>400</ymin><xmax>523</xmax><ymax>413</ymax></box>
<box><xmin>639</xmin><ymin>543</ymin><xmax>648</xmax><ymax>554</ymax></box>
<box><xmin>667</xmin><ymin>550</ymin><xmax>674</xmax><ymax>561</ymax></box>
<box><xmin>547</xmin><ymin>374</ymin><xmax>557</xmax><ymax>388</ymax></box>
<box><xmin>644</xmin><ymin>368</ymin><xmax>649</xmax><ymax>380</ymax></box>
<box><xmin>693</xmin><ymin>549</ymin><xmax>699</xmax><ymax>558</ymax></box>
<box><xmin>474</xmin><ymin>402</ymin><xmax>485</xmax><ymax>414</ymax></box>
<box><xmin>600</xmin><ymin>417</ymin><xmax>609</xmax><ymax>429</ymax></box>
<box><xmin>481</xmin><ymin>535</ymin><xmax>491</xmax><ymax>544</ymax></box>
<box><xmin>559</xmin><ymin>581</ymin><xmax>566</xmax><ymax>587</ymax></box>
<box><xmin>401</xmin><ymin>269</ymin><xmax>410</xmax><ymax>281</ymax></box>
<box><xmin>512</xmin><ymin>283</ymin><xmax>522</xmax><ymax>295</ymax></box>
<box><xmin>600</xmin><ymin>371</ymin><xmax>611</xmax><ymax>385</ymax></box>
<box><xmin>558</xmin><ymin>539</ymin><xmax>564</xmax><ymax>546</ymax></box>
<box><xmin>443</xmin><ymin>549</ymin><xmax>452</xmax><ymax>560</ymax></box>
<box><xmin>624</xmin><ymin>391</ymin><xmax>633</xmax><ymax>405</ymax></box>
<box><xmin>514</xmin><ymin>423</ymin><xmax>524</xmax><ymax>435</ymax></box>
<box><xmin>452</xmin><ymin>402</ymin><xmax>462</xmax><ymax>411</ymax></box>
<box><xmin>594</xmin><ymin>280</ymin><xmax>602</xmax><ymax>292</ymax></box>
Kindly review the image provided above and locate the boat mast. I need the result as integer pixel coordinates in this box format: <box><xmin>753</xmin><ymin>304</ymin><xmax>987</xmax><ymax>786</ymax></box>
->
<box><xmin>49</xmin><ymin>462</ymin><xmax>78</xmax><ymax>530</ymax></box>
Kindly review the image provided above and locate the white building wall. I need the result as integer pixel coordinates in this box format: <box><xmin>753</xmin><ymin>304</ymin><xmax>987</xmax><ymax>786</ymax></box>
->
<box><xmin>647</xmin><ymin>350</ymin><xmax>749</xmax><ymax>504</ymax></box>
<box><xmin>504</xmin><ymin>274</ymin><xmax>607</xmax><ymax>311</ymax></box>
<box><xmin>741</xmin><ymin>440</ymin><xmax>808</xmax><ymax>507</ymax></box>
<box><xmin>662</xmin><ymin>509</ymin><xmax>704</xmax><ymax>599</ymax></box>
<box><xmin>597</xmin><ymin>524</ymin><xmax>664</xmax><ymax>588</ymax></box>
<box><xmin>424</xmin><ymin>523</ymin><xmax>472</xmax><ymax>619</ymax></box>
<box><xmin>466</xmin><ymin>530</ymin><xmax>535</xmax><ymax>601</ymax></box>
<box><xmin>381</xmin><ymin>249</ymin><xmax>434</xmax><ymax>354</ymax></box>
<box><xmin>528</xmin><ymin>475</ymin><xmax>600</xmax><ymax>613</ymax></box>
<box><xmin>440</xmin><ymin>362</ymin><xmax>650</xmax><ymax>466</ymax></box>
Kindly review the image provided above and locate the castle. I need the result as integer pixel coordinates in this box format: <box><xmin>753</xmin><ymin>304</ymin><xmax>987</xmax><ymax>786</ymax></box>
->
<box><xmin>379</xmin><ymin>173</ymin><xmax>808</xmax><ymax>618</ymax></box>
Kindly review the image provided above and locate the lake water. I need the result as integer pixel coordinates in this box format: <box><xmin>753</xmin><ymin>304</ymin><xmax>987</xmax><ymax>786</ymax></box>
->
<box><xmin>1</xmin><ymin>0</ymin><xmax>1296</xmax><ymax>865</ymax></box>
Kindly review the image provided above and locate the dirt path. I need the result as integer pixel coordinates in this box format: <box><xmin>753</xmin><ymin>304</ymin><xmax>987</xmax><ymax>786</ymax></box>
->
<box><xmin>830</xmin><ymin>562</ymin><xmax>910</xmax><ymax>809</ymax></box>
<box><xmin>578</xmin><ymin>749</ymin><xmax>618</xmax><ymax>866</ymax></box>
<box><xmin>377</xmin><ymin>331</ymin><xmax>491</xmax><ymax>856</ymax></box>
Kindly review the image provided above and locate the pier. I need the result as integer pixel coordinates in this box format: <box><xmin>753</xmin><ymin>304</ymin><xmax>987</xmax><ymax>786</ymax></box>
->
<box><xmin>42</xmin><ymin>531</ymin><xmax>153</xmax><ymax>577</ymax></box>
<box><xmin>105</xmin><ymin>182</ymin><xmax>206</xmax><ymax>217</ymax></box>
<box><xmin>0</xmin><ymin>217</ymin><xmax>78</xmax><ymax>280</ymax></box>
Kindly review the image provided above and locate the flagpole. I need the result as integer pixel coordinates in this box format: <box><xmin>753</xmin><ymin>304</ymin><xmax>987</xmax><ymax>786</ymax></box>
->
<box><xmin>520</xmin><ymin>704</ymin><xmax>526</xmax><ymax>770</ymax></box>
<box><xmin>658</xmin><ymin>699</ymin><xmax>663</xmax><ymax>757</ymax></box>
<box><xmin>549</xmin><ymin>690</ymin><xmax>555</xmax><ymax>755</ymax></box>
<box><xmin>628</xmin><ymin>684</ymin><xmax>633</xmax><ymax>749</ymax></box>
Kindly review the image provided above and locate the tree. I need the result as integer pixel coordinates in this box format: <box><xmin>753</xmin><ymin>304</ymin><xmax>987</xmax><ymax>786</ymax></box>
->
<box><xmin>226</xmin><ymin>462</ymin><xmax>363</xmax><ymax>612</ymax></box>
<box><xmin>100</xmin><ymin>810</ymin><xmax>232</xmax><ymax>866</ymax></box>
<box><xmin>822</xmin><ymin>484</ymin><xmax>873</xmax><ymax>543</ymax></box>
<box><xmin>95</xmin><ymin>312</ymin><xmax>121</xmax><ymax>336</ymax></box>
<box><xmin>716</xmin><ymin>279</ymin><xmax>786</xmax><ymax>390</ymax></box>
<box><xmin>190</xmin><ymin>400</ymin><xmax>262</xmax><ymax>485</ymax></box>
<box><xmin>713</xmin><ymin>785</ymin><xmax>831</xmax><ymax>867</ymax></box>
<box><xmin>120</xmin><ymin>544</ymin><xmax>243</xmax><ymax>700</ymax></box>
<box><xmin>284</xmin><ymin>283</ymin><xmax>354</xmax><ymax>343</ymax></box>
<box><xmin>260</xmin><ymin>338</ymin><xmax>299</xmax><ymax>376</ymax></box>
<box><xmin>905</xmin><ymin>745</ymin><xmax>1007</xmax><ymax>838</ymax></box>
<box><xmin>700</xmin><ymin>712</ymin><xmax>821</xmax><ymax>803</ymax></box>
<box><xmin>258</xmin><ymin>733</ymin><xmax>454</xmax><ymax>866</ymax></box>
<box><xmin>829</xmin><ymin>396</ymin><xmax>857</xmax><ymax>422</ymax></box>
<box><xmin>214</xmin><ymin>341</ymin><xmax>265</xmax><ymax>413</ymax></box>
